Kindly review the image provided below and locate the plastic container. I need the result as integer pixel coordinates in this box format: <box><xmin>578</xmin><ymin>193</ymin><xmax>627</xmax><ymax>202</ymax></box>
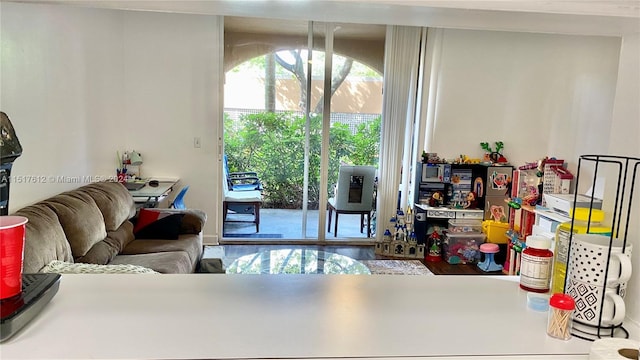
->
<box><xmin>528</xmin><ymin>292</ymin><xmax>550</xmax><ymax>312</ymax></box>
<box><xmin>547</xmin><ymin>293</ymin><xmax>575</xmax><ymax>340</ymax></box>
<box><xmin>520</xmin><ymin>235</ymin><xmax>553</xmax><ymax>293</ymax></box>
<box><xmin>442</xmin><ymin>232</ymin><xmax>485</xmax><ymax>264</ymax></box>
<box><xmin>448</xmin><ymin>219</ymin><xmax>482</xmax><ymax>233</ymax></box>
<box><xmin>482</xmin><ymin>220</ymin><xmax>510</xmax><ymax>244</ymax></box>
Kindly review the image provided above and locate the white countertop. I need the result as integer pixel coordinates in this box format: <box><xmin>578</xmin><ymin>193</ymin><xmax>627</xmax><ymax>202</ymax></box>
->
<box><xmin>2</xmin><ymin>274</ymin><xmax>635</xmax><ymax>359</ymax></box>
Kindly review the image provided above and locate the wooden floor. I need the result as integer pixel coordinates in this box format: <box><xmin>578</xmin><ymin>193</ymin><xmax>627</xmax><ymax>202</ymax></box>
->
<box><xmin>218</xmin><ymin>244</ymin><xmax>502</xmax><ymax>275</ymax></box>
<box><xmin>422</xmin><ymin>260</ymin><xmax>501</xmax><ymax>275</ymax></box>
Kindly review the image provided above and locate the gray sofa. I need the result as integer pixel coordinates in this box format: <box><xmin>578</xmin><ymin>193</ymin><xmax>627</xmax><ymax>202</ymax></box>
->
<box><xmin>14</xmin><ymin>182</ymin><xmax>205</xmax><ymax>274</ymax></box>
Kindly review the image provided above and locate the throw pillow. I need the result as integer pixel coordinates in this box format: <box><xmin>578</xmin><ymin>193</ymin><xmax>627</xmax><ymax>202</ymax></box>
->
<box><xmin>41</xmin><ymin>260</ymin><xmax>158</xmax><ymax>274</ymax></box>
<box><xmin>133</xmin><ymin>209</ymin><xmax>184</xmax><ymax>240</ymax></box>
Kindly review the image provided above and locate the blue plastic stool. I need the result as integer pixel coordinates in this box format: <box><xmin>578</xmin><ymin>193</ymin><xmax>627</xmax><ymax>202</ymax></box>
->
<box><xmin>478</xmin><ymin>243</ymin><xmax>503</xmax><ymax>272</ymax></box>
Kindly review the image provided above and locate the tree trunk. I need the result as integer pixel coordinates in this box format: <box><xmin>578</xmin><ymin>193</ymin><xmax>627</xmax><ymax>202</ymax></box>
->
<box><xmin>265</xmin><ymin>54</ymin><xmax>276</xmax><ymax>112</ymax></box>
<box><xmin>313</xmin><ymin>58</ymin><xmax>353</xmax><ymax>114</ymax></box>
<box><xmin>275</xmin><ymin>51</ymin><xmax>353</xmax><ymax>113</ymax></box>
<box><xmin>275</xmin><ymin>50</ymin><xmax>307</xmax><ymax>111</ymax></box>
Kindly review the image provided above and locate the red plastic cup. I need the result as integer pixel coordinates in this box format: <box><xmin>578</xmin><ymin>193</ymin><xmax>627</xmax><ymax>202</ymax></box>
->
<box><xmin>0</xmin><ymin>216</ymin><xmax>28</xmax><ymax>300</ymax></box>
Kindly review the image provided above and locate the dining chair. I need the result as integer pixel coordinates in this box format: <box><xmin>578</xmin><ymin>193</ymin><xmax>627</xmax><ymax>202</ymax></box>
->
<box><xmin>327</xmin><ymin>165</ymin><xmax>376</xmax><ymax>237</ymax></box>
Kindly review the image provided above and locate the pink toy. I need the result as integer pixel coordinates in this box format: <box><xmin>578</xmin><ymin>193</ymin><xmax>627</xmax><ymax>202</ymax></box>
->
<box><xmin>478</xmin><ymin>243</ymin><xmax>503</xmax><ymax>272</ymax></box>
<box><xmin>480</xmin><ymin>243</ymin><xmax>499</xmax><ymax>253</ymax></box>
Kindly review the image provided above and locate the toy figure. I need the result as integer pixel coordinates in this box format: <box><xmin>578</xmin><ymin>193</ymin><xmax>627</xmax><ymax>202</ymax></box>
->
<box><xmin>426</xmin><ymin>230</ymin><xmax>442</xmax><ymax>262</ymax></box>
<box><xmin>504</xmin><ymin>175</ymin><xmax>512</xmax><ymax>197</ymax></box>
<box><xmin>421</xmin><ymin>151</ymin><xmax>429</xmax><ymax>163</ymax></box>
<box><xmin>463</xmin><ymin>191</ymin><xmax>478</xmax><ymax>209</ymax></box>
<box><xmin>507</xmin><ymin>197</ymin><xmax>522</xmax><ymax>209</ymax></box>
<box><xmin>462</xmin><ymin>246</ymin><xmax>480</xmax><ymax>263</ymax></box>
<box><xmin>429</xmin><ymin>191</ymin><xmax>444</xmax><ymax>207</ymax></box>
<box><xmin>480</xmin><ymin>141</ymin><xmax>508</xmax><ymax>164</ymax></box>
<box><xmin>473</xmin><ymin>177</ymin><xmax>484</xmax><ymax>197</ymax></box>
<box><xmin>536</xmin><ymin>157</ymin><xmax>548</xmax><ymax>205</ymax></box>
<box><xmin>522</xmin><ymin>185</ymin><xmax>539</xmax><ymax>206</ymax></box>
<box><xmin>490</xmin><ymin>205</ymin><xmax>507</xmax><ymax>222</ymax></box>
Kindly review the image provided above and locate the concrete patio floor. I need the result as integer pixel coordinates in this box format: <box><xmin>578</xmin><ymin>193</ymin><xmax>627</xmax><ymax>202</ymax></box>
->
<box><xmin>222</xmin><ymin>208</ymin><xmax>376</xmax><ymax>244</ymax></box>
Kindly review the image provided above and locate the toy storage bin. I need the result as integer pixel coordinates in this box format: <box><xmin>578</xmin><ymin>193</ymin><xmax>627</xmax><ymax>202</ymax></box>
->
<box><xmin>443</xmin><ymin>232</ymin><xmax>485</xmax><ymax>264</ymax></box>
<box><xmin>448</xmin><ymin>219</ymin><xmax>482</xmax><ymax>233</ymax></box>
<box><xmin>482</xmin><ymin>220</ymin><xmax>509</xmax><ymax>244</ymax></box>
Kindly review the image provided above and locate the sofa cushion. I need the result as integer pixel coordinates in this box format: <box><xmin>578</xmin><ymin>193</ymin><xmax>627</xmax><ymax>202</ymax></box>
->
<box><xmin>41</xmin><ymin>260</ymin><xmax>158</xmax><ymax>274</ymax></box>
<box><xmin>76</xmin><ymin>221</ymin><xmax>135</xmax><ymax>265</ymax></box>
<box><xmin>44</xmin><ymin>191</ymin><xmax>107</xmax><ymax>259</ymax></box>
<box><xmin>133</xmin><ymin>209</ymin><xmax>184</xmax><ymax>240</ymax></box>
<box><xmin>14</xmin><ymin>203</ymin><xmax>73</xmax><ymax>273</ymax></box>
<box><xmin>122</xmin><ymin>233</ymin><xmax>202</xmax><ymax>268</ymax></box>
<box><xmin>77</xmin><ymin>182</ymin><xmax>136</xmax><ymax>231</ymax></box>
<box><xmin>110</xmin><ymin>251</ymin><xmax>193</xmax><ymax>273</ymax></box>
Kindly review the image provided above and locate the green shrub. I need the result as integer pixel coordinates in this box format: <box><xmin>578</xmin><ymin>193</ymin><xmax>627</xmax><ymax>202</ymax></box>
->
<box><xmin>225</xmin><ymin>111</ymin><xmax>380</xmax><ymax>209</ymax></box>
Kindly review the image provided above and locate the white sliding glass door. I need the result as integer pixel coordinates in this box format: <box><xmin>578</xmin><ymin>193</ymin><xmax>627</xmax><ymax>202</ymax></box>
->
<box><xmin>222</xmin><ymin>17</ymin><xmax>384</xmax><ymax>242</ymax></box>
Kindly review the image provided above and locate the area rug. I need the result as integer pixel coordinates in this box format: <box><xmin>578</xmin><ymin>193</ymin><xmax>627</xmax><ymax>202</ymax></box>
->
<box><xmin>361</xmin><ymin>260</ymin><xmax>433</xmax><ymax>275</ymax></box>
<box><xmin>224</xmin><ymin>233</ymin><xmax>283</xmax><ymax>238</ymax></box>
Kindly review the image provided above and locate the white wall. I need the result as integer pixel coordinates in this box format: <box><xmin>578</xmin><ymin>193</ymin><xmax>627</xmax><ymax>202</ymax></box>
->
<box><xmin>426</xmin><ymin>29</ymin><xmax>621</xmax><ymax>167</ymax></box>
<box><xmin>1</xmin><ymin>2</ymin><xmax>222</xmax><ymax>242</ymax></box>
<box><xmin>606</xmin><ymin>33</ymin><xmax>640</xmax><ymax>327</ymax></box>
<box><xmin>1</xmin><ymin>3</ymin><xmax>124</xmax><ymax>204</ymax></box>
<box><xmin>117</xmin><ymin>11</ymin><xmax>221</xmax><ymax>242</ymax></box>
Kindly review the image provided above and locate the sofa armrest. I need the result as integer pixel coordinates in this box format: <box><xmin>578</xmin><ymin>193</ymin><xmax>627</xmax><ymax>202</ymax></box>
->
<box><xmin>136</xmin><ymin>209</ymin><xmax>207</xmax><ymax>234</ymax></box>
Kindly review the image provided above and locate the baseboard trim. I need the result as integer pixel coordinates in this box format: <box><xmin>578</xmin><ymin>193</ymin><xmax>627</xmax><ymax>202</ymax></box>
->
<box><xmin>202</xmin><ymin>234</ymin><xmax>219</xmax><ymax>246</ymax></box>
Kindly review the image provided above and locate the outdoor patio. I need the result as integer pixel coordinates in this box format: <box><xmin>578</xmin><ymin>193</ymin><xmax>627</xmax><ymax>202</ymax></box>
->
<box><xmin>222</xmin><ymin>208</ymin><xmax>376</xmax><ymax>243</ymax></box>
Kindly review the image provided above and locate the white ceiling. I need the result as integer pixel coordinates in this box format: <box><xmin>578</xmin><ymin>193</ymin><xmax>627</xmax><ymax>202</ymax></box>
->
<box><xmin>352</xmin><ymin>1</ymin><xmax>640</xmax><ymax>18</ymax></box>
<box><xmin>10</xmin><ymin>0</ymin><xmax>640</xmax><ymax>36</ymax></box>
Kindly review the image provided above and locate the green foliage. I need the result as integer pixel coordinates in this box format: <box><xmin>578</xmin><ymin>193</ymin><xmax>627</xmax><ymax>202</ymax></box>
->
<box><xmin>351</xmin><ymin>116</ymin><xmax>381</xmax><ymax>166</ymax></box>
<box><xmin>480</xmin><ymin>141</ymin><xmax>504</xmax><ymax>154</ymax></box>
<box><xmin>224</xmin><ymin>112</ymin><xmax>379</xmax><ymax>209</ymax></box>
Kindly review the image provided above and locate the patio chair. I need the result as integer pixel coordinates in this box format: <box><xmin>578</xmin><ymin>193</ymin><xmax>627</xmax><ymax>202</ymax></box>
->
<box><xmin>224</xmin><ymin>155</ymin><xmax>262</xmax><ymax>192</ymax></box>
<box><xmin>223</xmin><ymin>161</ymin><xmax>262</xmax><ymax>232</ymax></box>
<box><xmin>170</xmin><ymin>186</ymin><xmax>189</xmax><ymax>209</ymax></box>
<box><xmin>327</xmin><ymin>165</ymin><xmax>376</xmax><ymax>237</ymax></box>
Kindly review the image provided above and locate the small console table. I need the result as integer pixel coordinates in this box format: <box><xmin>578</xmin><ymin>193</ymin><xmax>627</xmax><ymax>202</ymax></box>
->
<box><xmin>128</xmin><ymin>179</ymin><xmax>179</xmax><ymax>208</ymax></box>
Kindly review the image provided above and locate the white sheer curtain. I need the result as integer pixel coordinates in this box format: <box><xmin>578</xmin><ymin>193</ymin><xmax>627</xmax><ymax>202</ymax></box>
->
<box><xmin>421</xmin><ymin>28</ymin><xmax>444</xmax><ymax>157</ymax></box>
<box><xmin>377</xmin><ymin>25</ymin><xmax>422</xmax><ymax>240</ymax></box>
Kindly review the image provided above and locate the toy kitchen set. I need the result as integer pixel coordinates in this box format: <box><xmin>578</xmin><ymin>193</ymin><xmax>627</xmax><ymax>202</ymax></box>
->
<box><xmin>413</xmin><ymin>155</ymin><xmax>513</xmax><ymax>263</ymax></box>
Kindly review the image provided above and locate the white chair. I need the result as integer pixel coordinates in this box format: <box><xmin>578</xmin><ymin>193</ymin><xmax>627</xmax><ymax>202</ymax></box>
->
<box><xmin>223</xmin><ymin>164</ymin><xmax>262</xmax><ymax>232</ymax></box>
<box><xmin>327</xmin><ymin>165</ymin><xmax>376</xmax><ymax>237</ymax></box>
